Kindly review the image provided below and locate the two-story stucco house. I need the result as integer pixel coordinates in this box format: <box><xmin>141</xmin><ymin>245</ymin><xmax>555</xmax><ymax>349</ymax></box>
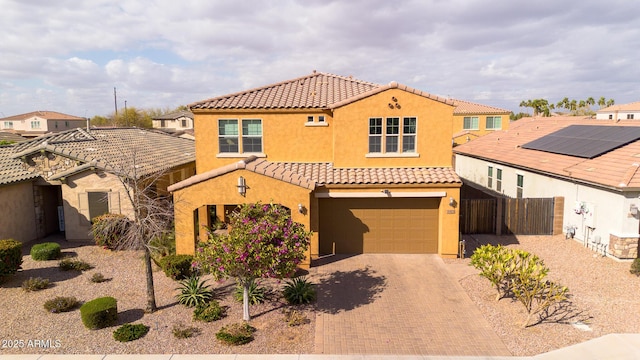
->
<box><xmin>0</xmin><ymin>111</ymin><xmax>88</xmax><ymax>137</ymax></box>
<box><xmin>596</xmin><ymin>101</ymin><xmax>640</xmax><ymax>121</ymax></box>
<box><xmin>169</xmin><ymin>71</ymin><xmax>468</xmax><ymax>266</ymax></box>
<box><xmin>451</xmin><ymin>99</ymin><xmax>511</xmax><ymax>146</ymax></box>
<box><xmin>152</xmin><ymin>110</ymin><xmax>194</xmax><ymax>132</ymax></box>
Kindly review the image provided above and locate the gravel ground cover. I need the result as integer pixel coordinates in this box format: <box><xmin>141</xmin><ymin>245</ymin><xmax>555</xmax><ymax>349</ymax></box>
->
<box><xmin>450</xmin><ymin>234</ymin><xmax>640</xmax><ymax>356</ymax></box>
<box><xmin>0</xmin><ymin>240</ymin><xmax>315</xmax><ymax>355</ymax></box>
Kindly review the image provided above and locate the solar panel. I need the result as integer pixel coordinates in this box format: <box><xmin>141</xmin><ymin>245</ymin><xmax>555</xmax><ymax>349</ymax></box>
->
<box><xmin>521</xmin><ymin>125</ymin><xmax>640</xmax><ymax>159</ymax></box>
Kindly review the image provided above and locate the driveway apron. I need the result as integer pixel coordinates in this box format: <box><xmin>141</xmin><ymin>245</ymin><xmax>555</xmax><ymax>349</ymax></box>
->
<box><xmin>312</xmin><ymin>254</ymin><xmax>511</xmax><ymax>356</ymax></box>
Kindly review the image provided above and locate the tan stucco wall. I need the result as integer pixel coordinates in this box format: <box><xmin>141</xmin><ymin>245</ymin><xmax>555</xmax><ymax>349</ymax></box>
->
<box><xmin>452</xmin><ymin>113</ymin><xmax>510</xmax><ymax>145</ymax></box>
<box><xmin>194</xmin><ymin>110</ymin><xmax>333</xmax><ymax>173</ymax></box>
<box><xmin>61</xmin><ymin>171</ymin><xmax>135</xmax><ymax>240</ymax></box>
<box><xmin>0</xmin><ymin>181</ymin><xmax>37</xmax><ymax>243</ymax></box>
<box><xmin>173</xmin><ymin>169</ymin><xmax>316</xmax><ymax>266</ymax></box>
<box><xmin>332</xmin><ymin>89</ymin><xmax>454</xmax><ymax>168</ymax></box>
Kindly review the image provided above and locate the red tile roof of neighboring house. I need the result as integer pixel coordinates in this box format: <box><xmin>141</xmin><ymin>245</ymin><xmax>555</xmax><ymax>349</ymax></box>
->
<box><xmin>0</xmin><ymin>111</ymin><xmax>85</xmax><ymax>121</ymax></box>
<box><xmin>189</xmin><ymin>71</ymin><xmax>455</xmax><ymax>110</ymax></box>
<box><xmin>597</xmin><ymin>101</ymin><xmax>640</xmax><ymax>113</ymax></box>
<box><xmin>451</xmin><ymin>99</ymin><xmax>510</xmax><ymax>115</ymax></box>
<box><xmin>453</xmin><ymin>116</ymin><xmax>640</xmax><ymax>190</ymax></box>
<box><xmin>168</xmin><ymin>156</ymin><xmax>460</xmax><ymax>192</ymax></box>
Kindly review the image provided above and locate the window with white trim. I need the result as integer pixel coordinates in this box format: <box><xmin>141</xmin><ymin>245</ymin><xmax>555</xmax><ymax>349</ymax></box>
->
<box><xmin>488</xmin><ymin>166</ymin><xmax>493</xmax><ymax>188</ymax></box>
<box><xmin>516</xmin><ymin>174</ymin><xmax>524</xmax><ymax>198</ymax></box>
<box><xmin>463</xmin><ymin>116</ymin><xmax>478</xmax><ymax>130</ymax></box>
<box><xmin>31</xmin><ymin>120</ymin><xmax>41</xmax><ymax>129</ymax></box>
<box><xmin>486</xmin><ymin>116</ymin><xmax>502</xmax><ymax>130</ymax></box>
<box><xmin>181</xmin><ymin>119</ymin><xmax>187</xmax><ymax>127</ymax></box>
<box><xmin>218</xmin><ymin>119</ymin><xmax>239</xmax><ymax>153</ymax></box>
<box><xmin>3</xmin><ymin>121</ymin><xmax>13</xmax><ymax>129</ymax></box>
<box><xmin>496</xmin><ymin>168</ymin><xmax>503</xmax><ymax>192</ymax></box>
<box><xmin>242</xmin><ymin>119</ymin><xmax>262</xmax><ymax>153</ymax></box>
<box><xmin>628</xmin><ymin>114</ymin><xmax>635</xmax><ymax>120</ymax></box>
<box><xmin>369</xmin><ymin>116</ymin><xmax>418</xmax><ymax>154</ymax></box>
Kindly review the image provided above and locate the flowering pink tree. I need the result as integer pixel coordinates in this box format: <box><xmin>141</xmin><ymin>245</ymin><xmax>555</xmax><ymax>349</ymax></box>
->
<box><xmin>194</xmin><ymin>202</ymin><xmax>312</xmax><ymax>321</ymax></box>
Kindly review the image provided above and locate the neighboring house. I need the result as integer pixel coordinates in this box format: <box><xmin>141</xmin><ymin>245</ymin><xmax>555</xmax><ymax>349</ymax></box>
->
<box><xmin>152</xmin><ymin>110</ymin><xmax>194</xmax><ymax>131</ymax></box>
<box><xmin>454</xmin><ymin>116</ymin><xmax>640</xmax><ymax>259</ymax></box>
<box><xmin>596</xmin><ymin>101</ymin><xmax>640</xmax><ymax>120</ymax></box>
<box><xmin>0</xmin><ymin>127</ymin><xmax>195</xmax><ymax>242</ymax></box>
<box><xmin>169</xmin><ymin>71</ymin><xmax>465</xmax><ymax>267</ymax></box>
<box><xmin>0</xmin><ymin>111</ymin><xmax>88</xmax><ymax>137</ymax></box>
<box><xmin>452</xmin><ymin>99</ymin><xmax>511</xmax><ymax>146</ymax></box>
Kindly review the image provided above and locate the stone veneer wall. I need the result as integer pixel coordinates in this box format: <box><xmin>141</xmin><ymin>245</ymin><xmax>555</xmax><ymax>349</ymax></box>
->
<box><xmin>609</xmin><ymin>234</ymin><xmax>639</xmax><ymax>259</ymax></box>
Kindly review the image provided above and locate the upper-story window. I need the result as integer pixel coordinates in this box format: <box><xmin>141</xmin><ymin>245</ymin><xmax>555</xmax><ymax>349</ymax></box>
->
<box><xmin>463</xmin><ymin>116</ymin><xmax>478</xmax><ymax>130</ymax></box>
<box><xmin>31</xmin><ymin>120</ymin><xmax>41</xmax><ymax>129</ymax></box>
<box><xmin>3</xmin><ymin>121</ymin><xmax>13</xmax><ymax>129</ymax></box>
<box><xmin>242</xmin><ymin>119</ymin><xmax>262</xmax><ymax>153</ymax></box>
<box><xmin>181</xmin><ymin>119</ymin><xmax>187</xmax><ymax>127</ymax></box>
<box><xmin>628</xmin><ymin>114</ymin><xmax>635</xmax><ymax>120</ymax></box>
<box><xmin>369</xmin><ymin>116</ymin><xmax>417</xmax><ymax>154</ymax></box>
<box><xmin>219</xmin><ymin>119</ymin><xmax>239</xmax><ymax>153</ymax></box>
<box><xmin>486</xmin><ymin>116</ymin><xmax>502</xmax><ymax>130</ymax></box>
<box><xmin>307</xmin><ymin>116</ymin><xmax>314</xmax><ymax>123</ymax></box>
<box><xmin>318</xmin><ymin>115</ymin><xmax>325</xmax><ymax>123</ymax></box>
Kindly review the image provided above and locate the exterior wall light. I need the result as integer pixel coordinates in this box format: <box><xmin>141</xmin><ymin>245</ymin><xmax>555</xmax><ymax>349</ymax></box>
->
<box><xmin>449</xmin><ymin>197</ymin><xmax>456</xmax><ymax>207</ymax></box>
<box><xmin>237</xmin><ymin>176</ymin><xmax>246</xmax><ymax>196</ymax></box>
<box><xmin>298</xmin><ymin>203</ymin><xmax>305</xmax><ymax>214</ymax></box>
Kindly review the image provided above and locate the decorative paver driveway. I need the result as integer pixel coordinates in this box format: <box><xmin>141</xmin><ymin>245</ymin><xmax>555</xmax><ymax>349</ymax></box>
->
<box><xmin>312</xmin><ymin>254</ymin><xmax>511</xmax><ymax>356</ymax></box>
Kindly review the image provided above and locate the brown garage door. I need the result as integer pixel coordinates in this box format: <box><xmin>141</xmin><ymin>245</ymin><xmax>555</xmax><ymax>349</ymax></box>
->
<box><xmin>319</xmin><ymin>197</ymin><xmax>440</xmax><ymax>254</ymax></box>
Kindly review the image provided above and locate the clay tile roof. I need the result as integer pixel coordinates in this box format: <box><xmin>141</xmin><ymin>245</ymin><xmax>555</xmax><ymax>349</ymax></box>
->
<box><xmin>598</xmin><ymin>101</ymin><xmax>640</xmax><ymax>113</ymax></box>
<box><xmin>277</xmin><ymin>162</ymin><xmax>460</xmax><ymax>185</ymax></box>
<box><xmin>451</xmin><ymin>99</ymin><xmax>510</xmax><ymax>115</ymax></box>
<box><xmin>0</xmin><ymin>146</ymin><xmax>39</xmax><ymax>185</ymax></box>
<box><xmin>453</xmin><ymin>116</ymin><xmax>640</xmax><ymax>190</ymax></box>
<box><xmin>10</xmin><ymin>127</ymin><xmax>194</xmax><ymax>180</ymax></box>
<box><xmin>0</xmin><ymin>111</ymin><xmax>85</xmax><ymax>121</ymax></box>
<box><xmin>0</xmin><ymin>132</ymin><xmax>27</xmax><ymax>143</ymax></box>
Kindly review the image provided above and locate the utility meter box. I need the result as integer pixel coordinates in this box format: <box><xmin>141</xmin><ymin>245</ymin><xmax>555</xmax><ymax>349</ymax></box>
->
<box><xmin>583</xmin><ymin>202</ymin><xmax>596</xmax><ymax>227</ymax></box>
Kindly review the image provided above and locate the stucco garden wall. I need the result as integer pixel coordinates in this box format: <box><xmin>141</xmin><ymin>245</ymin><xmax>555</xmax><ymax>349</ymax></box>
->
<box><xmin>0</xmin><ymin>181</ymin><xmax>37</xmax><ymax>243</ymax></box>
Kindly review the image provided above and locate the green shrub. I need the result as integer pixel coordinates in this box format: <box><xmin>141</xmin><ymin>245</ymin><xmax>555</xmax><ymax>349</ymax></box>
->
<box><xmin>176</xmin><ymin>276</ymin><xmax>213</xmax><ymax>307</ymax></box>
<box><xmin>44</xmin><ymin>296</ymin><xmax>81</xmax><ymax>313</ymax></box>
<box><xmin>282</xmin><ymin>309</ymin><xmax>310</xmax><ymax>327</ymax></box>
<box><xmin>90</xmin><ymin>272</ymin><xmax>109</xmax><ymax>283</ymax></box>
<box><xmin>283</xmin><ymin>277</ymin><xmax>316</xmax><ymax>305</ymax></box>
<box><xmin>215</xmin><ymin>322</ymin><xmax>255</xmax><ymax>345</ymax></box>
<box><xmin>0</xmin><ymin>239</ymin><xmax>23</xmax><ymax>278</ymax></box>
<box><xmin>193</xmin><ymin>300</ymin><xmax>227</xmax><ymax>322</ymax></box>
<box><xmin>150</xmin><ymin>230</ymin><xmax>176</xmax><ymax>261</ymax></box>
<box><xmin>234</xmin><ymin>280</ymin><xmax>268</xmax><ymax>305</ymax></box>
<box><xmin>30</xmin><ymin>242</ymin><xmax>61</xmax><ymax>261</ymax></box>
<box><xmin>113</xmin><ymin>323</ymin><xmax>149</xmax><ymax>342</ymax></box>
<box><xmin>172</xmin><ymin>322</ymin><xmax>201</xmax><ymax>339</ymax></box>
<box><xmin>630</xmin><ymin>258</ymin><xmax>640</xmax><ymax>276</ymax></box>
<box><xmin>22</xmin><ymin>277</ymin><xmax>50</xmax><ymax>291</ymax></box>
<box><xmin>90</xmin><ymin>213</ymin><xmax>130</xmax><ymax>250</ymax></box>
<box><xmin>59</xmin><ymin>258</ymin><xmax>93</xmax><ymax>271</ymax></box>
<box><xmin>470</xmin><ymin>244</ymin><xmax>519</xmax><ymax>300</ymax></box>
<box><xmin>80</xmin><ymin>296</ymin><xmax>118</xmax><ymax>329</ymax></box>
<box><xmin>160</xmin><ymin>254</ymin><xmax>194</xmax><ymax>280</ymax></box>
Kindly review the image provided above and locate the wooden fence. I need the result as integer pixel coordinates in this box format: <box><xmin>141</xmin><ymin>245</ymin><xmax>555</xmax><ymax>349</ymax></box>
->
<box><xmin>460</xmin><ymin>197</ymin><xmax>555</xmax><ymax>235</ymax></box>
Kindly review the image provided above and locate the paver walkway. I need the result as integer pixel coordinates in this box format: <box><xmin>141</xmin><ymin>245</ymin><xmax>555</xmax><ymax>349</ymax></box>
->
<box><xmin>312</xmin><ymin>254</ymin><xmax>511</xmax><ymax>356</ymax></box>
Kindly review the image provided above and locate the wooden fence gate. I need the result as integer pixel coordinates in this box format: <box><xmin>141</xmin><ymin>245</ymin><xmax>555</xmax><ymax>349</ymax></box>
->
<box><xmin>460</xmin><ymin>197</ymin><xmax>555</xmax><ymax>235</ymax></box>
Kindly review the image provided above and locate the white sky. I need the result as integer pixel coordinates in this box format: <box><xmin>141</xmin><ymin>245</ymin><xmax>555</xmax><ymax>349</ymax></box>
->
<box><xmin>1</xmin><ymin>0</ymin><xmax>639</xmax><ymax>118</ymax></box>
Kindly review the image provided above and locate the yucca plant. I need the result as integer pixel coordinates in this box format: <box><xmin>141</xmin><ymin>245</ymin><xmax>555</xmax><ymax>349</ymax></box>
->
<box><xmin>283</xmin><ymin>277</ymin><xmax>316</xmax><ymax>305</ymax></box>
<box><xmin>234</xmin><ymin>280</ymin><xmax>268</xmax><ymax>305</ymax></box>
<box><xmin>176</xmin><ymin>275</ymin><xmax>213</xmax><ymax>307</ymax></box>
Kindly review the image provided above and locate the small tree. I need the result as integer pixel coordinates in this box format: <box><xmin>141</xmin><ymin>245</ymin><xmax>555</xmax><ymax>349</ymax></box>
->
<box><xmin>195</xmin><ymin>202</ymin><xmax>312</xmax><ymax>321</ymax></box>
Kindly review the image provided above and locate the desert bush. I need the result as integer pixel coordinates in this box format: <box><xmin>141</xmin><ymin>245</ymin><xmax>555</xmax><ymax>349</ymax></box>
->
<box><xmin>90</xmin><ymin>272</ymin><xmax>109</xmax><ymax>283</ymax></box>
<box><xmin>113</xmin><ymin>323</ymin><xmax>149</xmax><ymax>342</ymax></box>
<box><xmin>470</xmin><ymin>244</ymin><xmax>519</xmax><ymax>300</ymax></box>
<box><xmin>22</xmin><ymin>277</ymin><xmax>50</xmax><ymax>292</ymax></box>
<box><xmin>282</xmin><ymin>308</ymin><xmax>310</xmax><ymax>326</ymax></box>
<box><xmin>30</xmin><ymin>242</ymin><xmax>61</xmax><ymax>261</ymax></box>
<box><xmin>193</xmin><ymin>300</ymin><xmax>227</xmax><ymax>322</ymax></box>
<box><xmin>160</xmin><ymin>254</ymin><xmax>194</xmax><ymax>280</ymax></box>
<box><xmin>215</xmin><ymin>322</ymin><xmax>255</xmax><ymax>345</ymax></box>
<box><xmin>172</xmin><ymin>322</ymin><xmax>200</xmax><ymax>339</ymax></box>
<box><xmin>80</xmin><ymin>296</ymin><xmax>117</xmax><ymax>329</ymax></box>
<box><xmin>0</xmin><ymin>239</ymin><xmax>23</xmax><ymax>278</ymax></box>
<box><xmin>59</xmin><ymin>258</ymin><xmax>93</xmax><ymax>271</ymax></box>
<box><xmin>44</xmin><ymin>296</ymin><xmax>81</xmax><ymax>313</ymax></box>
<box><xmin>283</xmin><ymin>277</ymin><xmax>316</xmax><ymax>305</ymax></box>
<box><xmin>176</xmin><ymin>276</ymin><xmax>213</xmax><ymax>307</ymax></box>
<box><xmin>234</xmin><ymin>280</ymin><xmax>268</xmax><ymax>305</ymax></box>
<box><xmin>90</xmin><ymin>213</ymin><xmax>130</xmax><ymax>250</ymax></box>
<box><xmin>630</xmin><ymin>258</ymin><xmax>640</xmax><ymax>276</ymax></box>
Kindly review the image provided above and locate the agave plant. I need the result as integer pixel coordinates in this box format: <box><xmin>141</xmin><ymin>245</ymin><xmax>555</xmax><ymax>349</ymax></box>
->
<box><xmin>176</xmin><ymin>276</ymin><xmax>213</xmax><ymax>307</ymax></box>
<box><xmin>283</xmin><ymin>277</ymin><xmax>316</xmax><ymax>305</ymax></box>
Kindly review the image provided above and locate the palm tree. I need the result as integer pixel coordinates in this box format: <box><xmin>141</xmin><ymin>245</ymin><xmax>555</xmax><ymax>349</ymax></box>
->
<box><xmin>598</xmin><ymin>96</ymin><xmax>607</xmax><ymax>108</ymax></box>
<box><xmin>606</xmin><ymin>99</ymin><xmax>615</xmax><ymax>107</ymax></box>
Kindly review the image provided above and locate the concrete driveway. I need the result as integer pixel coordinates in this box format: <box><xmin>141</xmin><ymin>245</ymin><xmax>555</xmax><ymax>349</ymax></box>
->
<box><xmin>311</xmin><ymin>254</ymin><xmax>511</xmax><ymax>356</ymax></box>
